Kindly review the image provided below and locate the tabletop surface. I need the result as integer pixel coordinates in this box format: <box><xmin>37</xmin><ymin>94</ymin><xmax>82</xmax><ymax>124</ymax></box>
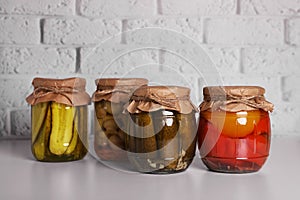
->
<box><xmin>0</xmin><ymin>136</ymin><xmax>299</xmax><ymax>200</ymax></box>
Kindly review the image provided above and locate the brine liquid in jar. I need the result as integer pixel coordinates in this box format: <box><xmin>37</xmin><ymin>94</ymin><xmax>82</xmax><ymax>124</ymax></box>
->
<box><xmin>94</xmin><ymin>100</ymin><xmax>128</xmax><ymax>161</ymax></box>
<box><xmin>125</xmin><ymin>86</ymin><xmax>198</xmax><ymax>174</ymax></box>
<box><xmin>198</xmin><ymin>86</ymin><xmax>274</xmax><ymax>173</ymax></box>
<box><xmin>127</xmin><ymin>110</ymin><xmax>197</xmax><ymax>174</ymax></box>
<box><xmin>26</xmin><ymin>77</ymin><xmax>90</xmax><ymax>162</ymax></box>
<box><xmin>31</xmin><ymin>102</ymin><xmax>88</xmax><ymax>162</ymax></box>
<box><xmin>198</xmin><ymin>110</ymin><xmax>271</xmax><ymax>173</ymax></box>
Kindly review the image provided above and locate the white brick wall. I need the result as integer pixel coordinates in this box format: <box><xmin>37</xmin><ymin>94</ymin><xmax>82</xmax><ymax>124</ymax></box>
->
<box><xmin>0</xmin><ymin>78</ymin><xmax>32</xmax><ymax>108</ymax></box>
<box><xmin>43</xmin><ymin>18</ymin><xmax>122</xmax><ymax>45</ymax></box>
<box><xmin>79</xmin><ymin>0</ymin><xmax>155</xmax><ymax>18</ymax></box>
<box><xmin>0</xmin><ymin>16</ymin><xmax>40</xmax><ymax>44</ymax></box>
<box><xmin>204</xmin><ymin>17</ymin><xmax>284</xmax><ymax>45</ymax></box>
<box><xmin>288</xmin><ymin>18</ymin><xmax>300</xmax><ymax>45</ymax></box>
<box><xmin>0</xmin><ymin>0</ymin><xmax>299</xmax><ymax>138</ymax></box>
<box><xmin>0</xmin><ymin>47</ymin><xmax>76</xmax><ymax>74</ymax></box>
<box><xmin>81</xmin><ymin>44</ymin><xmax>160</xmax><ymax>75</ymax></box>
<box><xmin>159</xmin><ymin>0</ymin><xmax>236</xmax><ymax>15</ymax></box>
<box><xmin>240</xmin><ymin>0</ymin><xmax>300</xmax><ymax>16</ymax></box>
<box><xmin>0</xmin><ymin>0</ymin><xmax>75</xmax><ymax>15</ymax></box>
<box><xmin>125</xmin><ymin>18</ymin><xmax>203</xmax><ymax>44</ymax></box>
<box><xmin>242</xmin><ymin>47</ymin><xmax>300</xmax><ymax>75</ymax></box>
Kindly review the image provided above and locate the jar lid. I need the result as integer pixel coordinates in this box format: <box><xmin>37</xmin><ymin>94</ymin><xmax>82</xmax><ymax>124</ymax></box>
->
<box><xmin>92</xmin><ymin>78</ymin><xmax>148</xmax><ymax>103</ymax></box>
<box><xmin>203</xmin><ymin>86</ymin><xmax>265</xmax><ymax>99</ymax></box>
<box><xmin>126</xmin><ymin>86</ymin><xmax>198</xmax><ymax>114</ymax></box>
<box><xmin>26</xmin><ymin>77</ymin><xmax>91</xmax><ymax>106</ymax></box>
<box><xmin>201</xmin><ymin>86</ymin><xmax>274</xmax><ymax>112</ymax></box>
<box><xmin>95</xmin><ymin>78</ymin><xmax>148</xmax><ymax>89</ymax></box>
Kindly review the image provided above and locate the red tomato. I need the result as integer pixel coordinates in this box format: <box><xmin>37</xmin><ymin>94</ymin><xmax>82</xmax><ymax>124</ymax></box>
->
<box><xmin>201</xmin><ymin>110</ymin><xmax>261</xmax><ymax>138</ymax></box>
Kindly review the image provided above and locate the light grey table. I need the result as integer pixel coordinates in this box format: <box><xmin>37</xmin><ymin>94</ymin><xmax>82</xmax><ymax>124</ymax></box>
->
<box><xmin>0</xmin><ymin>137</ymin><xmax>299</xmax><ymax>200</ymax></box>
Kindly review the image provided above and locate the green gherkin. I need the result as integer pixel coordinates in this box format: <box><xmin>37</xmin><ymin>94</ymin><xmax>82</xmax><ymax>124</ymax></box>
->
<box><xmin>176</xmin><ymin>112</ymin><xmax>197</xmax><ymax>163</ymax></box>
<box><xmin>31</xmin><ymin>102</ymin><xmax>49</xmax><ymax>144</ymax></box>
<box><xmin>49</xmin><ymin>102</ymin><xmax>75</xmax><ymax>155</ymax></box>
<box><xmin>126</xmin><ymin>110</ymin><xmax>197</xmax><ymax>173</ymax></box>
<box><xmin>32</xmin><ymin>103</ymin><xmax>51</xmax><ymax>161</ymax></box>
<box><xmin>155</xmin><ymin>111</ymin><xmax>180</xmax><ymax>169</ymax></box>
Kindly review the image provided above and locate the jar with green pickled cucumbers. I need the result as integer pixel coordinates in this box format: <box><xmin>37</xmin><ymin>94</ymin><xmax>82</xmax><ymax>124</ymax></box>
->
<box><xmin>26</xmin><ymin>77</ymin><xmax>91</xmax><ymax>162</ymax></box>
<box><xmin>92</xmin><ymin>78</ymin><xmax>148</xmax><ymax>161</ymax></box>
<box><xmin>126</xmin><ymin>86</ymin><xmax>198</xmax><ymax>174</ymax></box>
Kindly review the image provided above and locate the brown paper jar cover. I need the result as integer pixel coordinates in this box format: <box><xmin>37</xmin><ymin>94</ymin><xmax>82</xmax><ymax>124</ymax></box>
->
<box><xmin>126</xmin><ymin>86</ymin><xmax>198</xmax><ymax>114</ymax></box>
<box><xmin>92</xmin><ymin>78</ymin><xmax>148</xmax><ymax>103</ymax></box>
<box><xmin>200</xmin><ymin>86</ymin><xmax>274</xmax><ymax>112</ymax></box>
<box><xmin>26</xmin><ymin>77</ymin><xmax>91</xmax><ymax>106</ymax></box>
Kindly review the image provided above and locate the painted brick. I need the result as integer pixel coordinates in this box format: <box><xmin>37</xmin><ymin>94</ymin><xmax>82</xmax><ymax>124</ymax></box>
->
<box><xmin>288</xmin><ymin>18</ymin><xmax>300</xmax><ymax>45</ymax></box>
<box><xmin>160</xmin><ymin>48</ymin><xmax>206</xmax><ymax>75</ymax></box>
<box><xmin>271</xmin><ymin>103</ymin><xmax>300</xmax><ymax>134</ymax></box>
<box><xmin>10</xmin><ymin>109</ymin><xmax>30</xmax><ymax>137</ymax></box>
<box><xmin>43</xmin><ymin>18</ymin><xmax>121</xmax><ymax>45</ymax></box>
<box><xmin>204</xmin><ymin>18</ymin><xmax>284</xmax><ymax>45</ymax></box>
<box><xmin>282</xmin><ymin>75</ymin><xmax>300</xmax><ymax>102</ymax></box>
<box><xmin>125</xmin><ymin>18</ymin><xmax>203</xmax><ymax>45</ymax></box>
<box><xmin>149</xmin><ymin>73</ymin><xmax>199</xmax><ymax>104</ymax></box>
<box><xmin>81</xmin><ymin>44</ymin><xmax>160</xmax><ymax>75</ymax></box>
<box><xmin>0</xmin><ymin>78</ymin><xmax>33</xmax><ymax>108</ymax></box>
<box><xmin>0</xmin><ymin>16</ymin><xmax>39</xmax><ymax>44</ymax></box>
<box><xmin>0</xmin><ymin>109</ymin><xmax>8</xmax><ymax>136</ymax></box>
<box><xmin>203</xmin><ymin>47</ymin><xmax>240</xmax><ymax>74</ymax></box>
<box><xmin>240</xmin><ymin>0</ymin><xmax>300</xmax><ymax>16</ymax></box>
<box><xmin>160</xmin><ymin>0</ymin><xmax>236</xmax><ymax>15</ymax></box>
<box><xmin>0</xmin><ymin>47</ymin><xmax>76</xmax><ymax>74</ymax></box>
<box><xmin>80</xmin><ymin>0</ymin><xmax>154</xmax><ymax>18</ymax></box>
<box><xmin>0</xmin><ymin>0</ymin><xmax>75</xmax><ymax>15</ymax></box>
<box><xmin>160</xmin><ymin>47</ymin><xmax>239</xmax><ymax>77</ymax></box>
<box><xmin>242</xmin><ymin>47</ymin><xmax>300</xmax><ymax>75</ymax></box>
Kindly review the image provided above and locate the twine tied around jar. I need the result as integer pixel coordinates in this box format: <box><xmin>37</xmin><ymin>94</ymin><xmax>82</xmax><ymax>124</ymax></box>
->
<box><xmin>127</xmin><ymin>86</ymin><xmax>198</xmax><ymax>114</ymax></box>
<box><xmin>131</xmin><ymin>92</ymin><xmax>190</xmax><ymax>110</ymax></box>
<box><xmin>226</xmin><ymin>93</ymin><xmax>273</xmax><ymax>112</ymax></box>
<box><xmin>33</xmin><ymin>85</ymin><xmax>79</xmax><ymax>105</ymax></box>
<box><xmin>200</xmin><ymin>86</ymin><xmax>274</xmax><ymax>112</ymax></box>
<box><xmin>26</xmin><ymin>77</ymin><xmax>91</xmax><ymax>106</ymax></box>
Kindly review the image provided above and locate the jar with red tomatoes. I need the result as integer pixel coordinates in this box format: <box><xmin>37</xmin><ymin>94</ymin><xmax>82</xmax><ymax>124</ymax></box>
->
<box><xmin>198</xmin><ymin>86</ymin><xmax>274</xmax><ymax>173</ymax></box>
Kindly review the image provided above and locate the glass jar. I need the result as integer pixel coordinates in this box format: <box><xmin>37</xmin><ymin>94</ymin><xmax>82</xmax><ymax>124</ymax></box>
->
<box><xmin>198</xmin><ymin>86</ymin><xmax>274</xmax><ymax>173</ymax></box>
<box><xmin>26</xmin><ymin>77</ymin><xmax>90</xmax><ymax>162</ymax></box>
<box><xmin>126</xmin><ymin>86</ymin><xmax>198</xmax><ymax>174</ymax></box>
<box><xmin>92</xmin><ymin>78</ymin><xmax>148</xmax><ymax>161</ymax></box>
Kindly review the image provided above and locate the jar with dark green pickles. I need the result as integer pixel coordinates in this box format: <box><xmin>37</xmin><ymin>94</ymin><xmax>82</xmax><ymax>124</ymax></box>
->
<box><xmin>126</xmin><ymin>86</ymin><xmax>198</xmax><ymax>174</ymax></box>
<box><xmin>26</xmin><ymin>77</ymin><xmax>90</xmax><ymax>162</ymax></box>
<box><xmin>92</xmin><ymin>78</ymin><xmax>148</xmax><ymax>161</ymax></box>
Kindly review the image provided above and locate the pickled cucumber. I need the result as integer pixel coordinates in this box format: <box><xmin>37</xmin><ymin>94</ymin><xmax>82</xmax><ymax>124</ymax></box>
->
<box><xmin>176</xmin><ymin>112</ymin><xmax>197</xmax><ymax>161</ymax></box>
<box><xmin>155</xmin><ymin>111</ymin><xmax>180</xmax><ymax>169</ymax></box>
<box><xmin>72</xmin><ymin>106</ymin><xmax>88</xmax><ymax>159</ymax></box>
<box><xmin>126</xmin><ymin>110</ymin><xmax>197</xmax><ymax>173</ymax></box>
<box><xmin>49</xmin><ymin>102</ymin><xmax>75</xmax><ymax>155</ymax></box>
<box><xmin>32</xmin><ymin>103</ymin><xmax>51</xmax><ymax>160</ymax></box>
<box><xmin>31</xmin><ymin>102</ymin><xmax>49</xmax><ymax>144</ymax></box>
<box><xmin>65</xmin><ymin>109</ymin><xmax>78</xmax><ymax>155</ymax></box>
<box><xmin>128</xmin><ymin>112</ymin><xmax>158</xmax><ymax>171</ymax></box>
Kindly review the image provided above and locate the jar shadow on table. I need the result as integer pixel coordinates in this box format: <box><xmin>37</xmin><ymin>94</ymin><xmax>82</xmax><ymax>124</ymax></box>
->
<box><xmin>189</xmin><ymin>153</ymin><xmax>208</xmax><ymax>171</ymax></box>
